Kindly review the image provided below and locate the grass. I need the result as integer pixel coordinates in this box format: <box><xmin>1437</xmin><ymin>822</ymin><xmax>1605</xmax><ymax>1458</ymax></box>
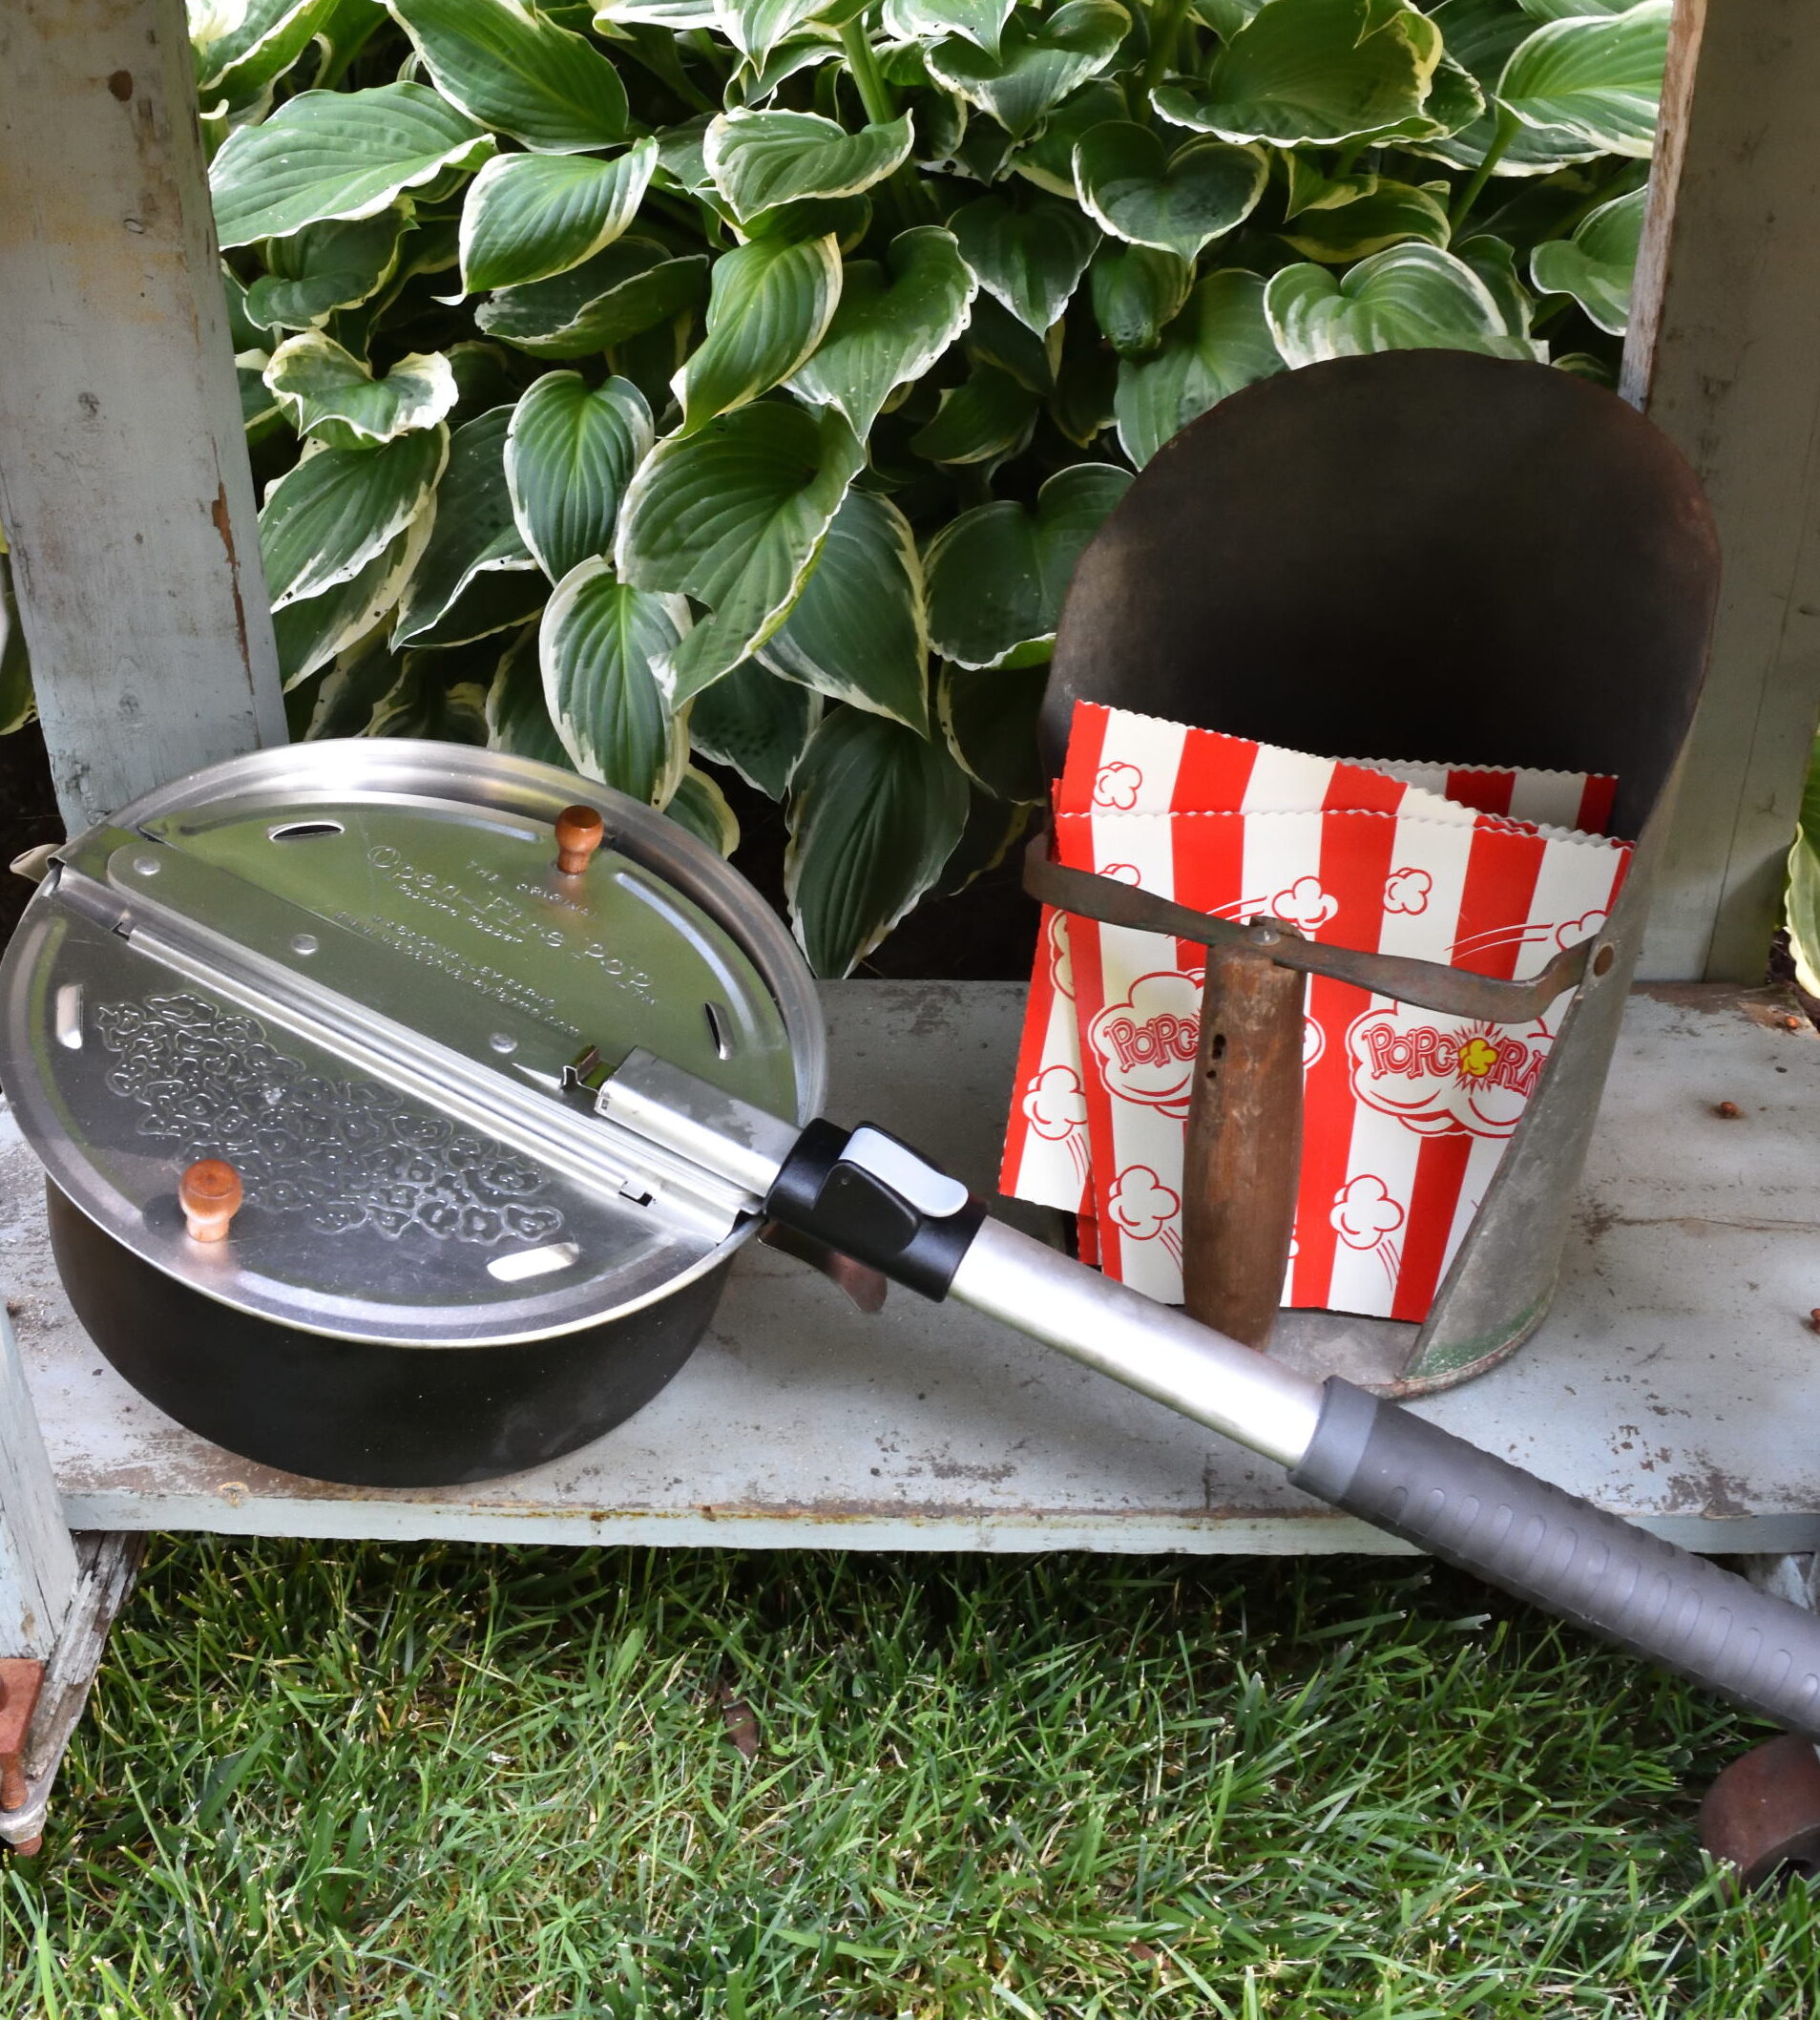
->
<box><xmin>3</xmin><ymin>1540</ymin><xmax>1817</xmax><ymax>2018</ymax></box>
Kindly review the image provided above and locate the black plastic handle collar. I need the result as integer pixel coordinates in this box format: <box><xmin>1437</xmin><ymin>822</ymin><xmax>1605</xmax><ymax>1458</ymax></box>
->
<box><xmin>764</xmin><ymin>1120</ymin><xmax>986</xmax><ymax>1302</ymax></box>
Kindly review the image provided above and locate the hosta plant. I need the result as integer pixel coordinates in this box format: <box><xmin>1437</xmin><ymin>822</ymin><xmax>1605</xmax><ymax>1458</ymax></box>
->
<box><xmin>171</xmin><ymin>0</ymin><xmax>1667</xmax><ymax>970</ymax></box>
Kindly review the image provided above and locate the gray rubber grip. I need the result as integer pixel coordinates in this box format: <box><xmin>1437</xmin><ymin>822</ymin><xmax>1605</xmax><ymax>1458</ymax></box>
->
<box><xmin>1289</xmin><ymin>1378</ymin><xmax>1820</xmax><ymax>1736</ymax></box>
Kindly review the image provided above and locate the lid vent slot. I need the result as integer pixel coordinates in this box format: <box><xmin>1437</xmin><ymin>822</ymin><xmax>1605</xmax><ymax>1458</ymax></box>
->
<box><xmin>268</xmin><ymin>820</ymin><xmax>345</xmax><ymax>843</ymax></box>
<box><xmin>487</xmin><ymin>1241</ymin><xmax>582</xmax><ymax>1284</ymax></box>
<box><xmin>704</xmin><ymin>1001</ymin><xmax>734</xmax><ymax>1060</ymax></box>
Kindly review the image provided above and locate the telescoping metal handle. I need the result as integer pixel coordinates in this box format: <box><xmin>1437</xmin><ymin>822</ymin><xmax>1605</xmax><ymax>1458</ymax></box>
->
<box><xmin>599</xmin><ymin>1053</ymin><xmax>1820</xmax><ymax>1738</ymax></box>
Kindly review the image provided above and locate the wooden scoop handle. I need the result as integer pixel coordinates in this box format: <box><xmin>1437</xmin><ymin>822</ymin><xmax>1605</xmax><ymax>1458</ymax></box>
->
<box><xmin>555</xmin><ymin>805</ymin><xmax>605</xmax><ymax>876</ymax></box>
<box><xmin>1181</xmin><ymin>945</ymin><xmax>1306</xmax><ymax>1350</ymax></box>
<box><xmin>180</xmin><ymin>1159</ymin><xmax>242</xmax><ymax>1243</ymax></box>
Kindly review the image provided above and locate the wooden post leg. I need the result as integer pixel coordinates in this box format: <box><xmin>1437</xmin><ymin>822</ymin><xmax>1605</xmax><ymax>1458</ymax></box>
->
<box><xmin>1181</xmin><ymin>947</ymin><xmax>1306</xmax><ymax>1349</ymax></box>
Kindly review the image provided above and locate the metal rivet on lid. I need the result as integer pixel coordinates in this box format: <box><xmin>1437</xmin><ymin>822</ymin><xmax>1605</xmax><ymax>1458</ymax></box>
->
<box><xmin>133</xmin><ymin>854</ymin><xmax>159</xmax><ymax>876</ymax></box>
<box><xmin>490</xmin><ymin>1033</ymin><xmax>517</xmax><ymax>1055</ymax></box>
<box><xmin>291</xmin><ymin>933</ymin><xmax>319</xmax><ymax>956</ymax></box>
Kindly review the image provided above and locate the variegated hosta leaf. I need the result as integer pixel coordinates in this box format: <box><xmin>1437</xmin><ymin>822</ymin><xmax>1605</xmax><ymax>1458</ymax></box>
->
<box><xmin>393</xmin><ymin>407</ymin><xmax>538</xmax><ymax>647</ymax></box>
<box><xmin>209</xmin><ymin>82</ymin><xmax>494</xmax><ymax>247</ymax></box>
<box><xmin>1090</xmin><ymin>242</ymin><xmax>1193</xmax><ymax>356</ymax></box>
<box><xmin>733</xmin><ymin>32</ymin><xmax>845</xmax><ymax>106</ymax></box>
<box><xmin>1456</xmin><ymin>232</ymin><xmax>1535</xmax><ymax>336</ymax></box>
<box><xmin>1153</xmin><ymin>0</ymin><xmax>1440</xmax><ymax>147</ymax></box>
<box><xmin>273</xmin><ymin>511</ymin><xmax>432</xmax><ymax>684</ymax></box>
<box><xmin>387</xmin><ymin>0</ymin><xmax>628</xmax><ymax>152</ymax></box>
<box><xmin>475</xmin><ymin>240</ymin><xmax>709</xmax><ymax>357</ymax></box>
<box><xmin>505</xmin><ymin>372</ymin><xmax>654</xmax><ymax>583</ymax></box>
<box><xmin>368</xmin><ymin>651</ymin><xmax>492</xmax><ymax>745</ymax></box>
<box><xmin>910</xmin><ymin>364</ymin><xmax>1041</xmax><ymax>465</ymax></box>
<box><xmin>1278</xmin><ymin>179</ymin><xmax>1452</xmax><ymax>262</ymax></box>
<box><xmin>195</xmin><ymin>0</ymin><xmax>333</xmax><ymax>99</ymax></box>
<box><xmin>293</xmin><ymin>630</ymin><xmax>409</xmax><ymax>741</ymax></box>
<box><xmin>1009</xmin><ymin>79</ymin><xmax>1128</xmax><ymax>197</ymax></box>
<box><xmin>245</xmin><ymin>206</ymin><xmax>410</xmax><ymax>328</ymax></box>
<box><xmin>539</xmin><ymin>558</ymin><xmax>689</xmax><ymax>803</ymax></box>
<box><xmin>673</xmin><ymin>234</ymin><xmax>843</xmax><ymax>432</ymax></box>
<box><xmin>784</xmin><ymin>707</ymin><xmax>971</xmax><ymax>978</ymax></box>
<box><xmin>595</xmin><ymin>0</ymin><xmax>716</xmax><ymax>26</ymax></box>
<box><xmin>1113</xmin><ymin>268</ymin><xmax>1282</xmax><ymax>464</ymax></box>
<box><xmin>962</xmin><ymin>294</ymin><xmax>1061</xmax><ymax>390</ymax></box>
<box><xmin>1517</xmin><ymin>0</ymin><xmax>1636</xmax><ymax>19</ymax></box>
<box><xmin>0</xmin><ymin>558</ymin><xmax>33</xmax><ymax>738</ymax></box>
<box><xmin>238</xmin><ymin>348</ymin><xmax>282</xmax><ymax>437</ymax></box>
<box><xmin>939</xmin><ymin>658</ymin><xmax>1048</xmax><ymax>802</ymax></box>
<box><xmin>264</xmin><ymin>332</ymin><xmax>458</xmax><ymax>448</ymax></box>
<box><xmin>458</xmin><ymin>141</ymin><xmax>657</xmax><ymax>293</ymax></box>
<box><xmin>689</xmin><ymin>657</ymin><xmax>818</xmax><ymax>796</ymax></box>
<box><xmin>927</xmin><ymin>1</ymin><xmax>1131</xmax><ymax>140</ymax></box>
<box><xmin>615</xmin><ymin>400</ymin><xmax>866</xmax><ymax>704</ymax></box>
<box><xmin>760</xmin><ymin>489</ymin><xmax>931</xmax><ymax>732</ymax></box>
<box><xmin>788</xmin><ymin>226</ymin><xmax>976</xmax><ymax>434</ymax></box>
<box><xmin>938</xmin><ymin>790</ymin><xmax>1033</xmax><ymax>894</ymax></box>
<box><xmin>1785</xmin><ymin>733</ymin><xmax>1820</xmax><ymax>999</ymax></box>
<box><xmin>1072</xmin><ymin>122</ymin><xmax>1267</xmax><ymax>262</ymax></box>
<box><xmin>703</xmin><ymin>111</ymin><xmax>914</xmax><ymax>221</ymax></box>
<box><xmin>1283</xmin><ymin>155</ymin><xmax>1380</xmax><ymax>218</ymax></box>
<box><xmin>259</xmin><ymin>425</ymin><xmax>449</xmax><ymax>608</ymax></box>
<box><xmin>485</xmin><ymin>625</ymin><xmax>571</xmax><ymax>768</ymax></box>
<box><xmin>1497</xmin><ymin>0</ymin><xmax>1669</xmax><ymax>158</ymax></box>
<box><xmin>950</xmin><ymin>196</ymin><xmax>1098</xmax><ymax>333</ymax></box>
<box><xmin>882</xmin><ymin>0</ymin><xmax>1016</xmax><ymax>58</ymax></box>
<box><xmin>663</xmin><ymin>766</ymin><xmax>743</xmax><ymax>856</ymax></box>
<box><xmin>1417</xmin><ymin>0</ymin><xmax>1600</xmax><ymax>175</ymax></box>
<box><xmin>714</xmin><ymin>0</ymin><xmax>827</xmax><ymax>63</ymax></box>
<box><xmin>1265</xmin><ymin>242</ymin><xmax>1534</xmax><ymax>368</ymax></box>
<box><xmin>1528</xmin><ymin>183</ymin><xmax>1644</xmax><ymax>333</ymax></box>
<box><xmin>924</xmin><ymin>462</ymin><xmax>1132</xmax><ymax>667</ymax></box>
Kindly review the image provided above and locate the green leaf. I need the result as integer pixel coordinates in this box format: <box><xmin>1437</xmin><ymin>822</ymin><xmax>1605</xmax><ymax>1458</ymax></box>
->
<box><xmin>596</xmin><ymin>0</ymin><xmax>717</xmax><ymax>24</ymax></box>
<box><xmin>663</xmin><ymin>766</ymin><xmax>743</xmax><ymax>855</ymax></box>
<box><xmin>505</xmin><ymin>372</ymin><xmax>654</xmax><ymax>583</ymax></box>
<box><xmin>264</xmin><ymin>332</ymin><xmax>458</xmax><ymax>448</ymax></box>
<box><xmin>689</xmin><ymin>658</ymin><xmax>818</xmax><ymax>796</ymax></box>
<box><xmin>938</xmin><ymin>789</ymin><xmax>1032</xmax><ymax>893</ymax></box>
<box><xmin>238</xmin><ymin>349</ymin><xmax>283</xmax><ymax>438</ymax></box>
<box><xmin>369</xmin><ymin>650</ymin><xmax>492</xmax><ymax>744</ymax></box>
<box><xmin>1091</xmin><ymin>242</ymin><xmax>1193</xmax><ymax>355</ymax></box>
<box><xmin>784</xmin><ymin>707</ymin><xmax>970</xmax><ymax>977</ymax></box>
<box><xmin>398</xmin><ymin>569</ymin><xmax>549</xmax><ymax>649</ymax></box>
<box><xmin>245</xmin><ymin>207</ymin><xmax>410</xmax><ymax>329</ymax></box>
<box><xmin>704</xmin><ymin>111</ymin><xmax>914</xmax><ymax>220</ymax></box>
<box><xmin>294</xmin><ymin>630</ymin><xmax>409</xmax><ymax>740</ymax></box>
<box><xmin>925</xmin><ymin>462</ymin><xmax>1132</xmax><ymax>667</ymax></box>
<box><xmin>1787</xmin><ymin>734</ymin><xmax>1820</xmax><ymax>999</ymax></box>
<box><xmin>715</xmin><ymin>0</ymin><xmax>828</xmax><ymax>63</ymax></box>
<box><xmin>1455</xmin><ymin>231</ymin><xmax>1535</xmax><ymax>337</ymax></box>
<box><xmin>962</xmin><ymin>293</ymin><xmax>1061</xmax><ymax>391</ymax></box>
<box><xmin>1154</xmin><ymin>0</ymin><xmax>1440</xmax><ymax>147</ymax></box>
<box><xmin>882</xmin><ymin>0</ymin><xmax>1016</xmax><ymax>58</ymax></box>
<box><xmin>393</xmin><ymin>407</ymin><xmax>538</xmax><ymax>646</ymax></box>
<box><xmin>1497</xmin><ymin>0</ymin><xmax>1668</xmax><ymax>157</ymax></box>
<box><xmin>675</xmin><ymin>235</ymin><xmax>843</xmax><ymax>432</ymax></box>
<box><xmin>259</xmin><ymin>426</ymin><xmax>449</xmax><ymax>609</ymax></box>
<box><xmin>1517</xmin><ymin>0</ymin><xmax>1638</xmax><ymax>22</ymax></box>
<box><xmin>1073</xmin><ymin>122</ymin><xmax>1267</xmax><ymax>261</ymax></box>
<box><xmin>476</xmin><ymin>239</ymin><xmax>709</xmax><ymax>357</ymax></box>
<box><xmin>1008</xmin><ymin>79</ymin><xmax>1128</xmax><ymax>197</ymax></box>
<box><xmin>387</xmin><ymin>0</ymin><xmax>629</xmax><ymax>152</ymax></box>
<box><xmin>732</xmin><ymin>32</ymin><xmax>845</xmax><ymax>107</ymax></box>
<box><xmin>0</xmin><ymin>558</ymin><xmax>33</xmax><ymax>738</ymax></box>
<box><xmin>196</xmin><ymin>0</ymin><xmax>335</xmax><ymax>100</ymax></box>
<box><xmin>272</xmin><ymin>514</ymin><xmax>432</xmax><ymax>685</ymax></box>
<box><xmin>1264</xmin><ymin>242</ymin><xmax>1533</xmax><ymax>368</ymax></box>
<box><xmin>939</xmin><ymin>658</ymin><xmax>1047</xmax><ymax>801</ymax></box>
<box><xmin>539</xmin><ymin>558</ymin><xmax>688</xmax><ymax>801</ymax></box>
<box><xmin>760</xmin><ymin>490</ymin><xmax>930</xmax><ymax>731</ymax></box>
<box><xmin>927</xmin><ymin>1</ymin><xmax>1131</xmax><ymax>140</ymax></box>
<box><xmin>458</xmin><ymin>142</ymin><xmax>657</xmax><ymax>293</ymax></box>
<box><xmin>485</xmin><ymin>625</ymin><xmax>571</xmax><ymax>767</ymax></box>
<box><xmin>950</xmin><ymin>196</ymin><xmax>1098</xmax><ymax>334</ymax></box>
<box><xmin>209</xmin><ymin>82</ymin><xmax>494</xmax><ymax>248</ymax></box>
<box><xmin>615</xmin><ymin>400</ymin><xmax>866</xmax><ymax>703</ymax></box>
<box><xmin>1114</xmin><ymin>268</ymin><xmax>1282</xmax><ymax>465</ymax></box>
<box><xmin>1277</xmin><ymin>178</ymin><xmax>1452</xmax><ymax>262</ymax></box>
<box><xmin>1528</xmin><ymin>183</ymin><xmax>1643</xmax><ymax>334</ymax></box>
<box><xmin>910</xmin><ymin>364</ymin><xmax>1041</xmax><ymax>465</ymax></box>
<box><xmin>789</xmin><ymin>227</ymin><xmax>977</xmax><ymax>434</ymax></box>
<box><xmin>1416</xmin><ymin>0</ymin><xmax>1600</xmax><ymax>175</ymax></box>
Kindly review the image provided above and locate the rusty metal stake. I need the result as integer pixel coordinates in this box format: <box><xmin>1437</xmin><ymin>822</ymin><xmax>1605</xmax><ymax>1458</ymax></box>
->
<box><xmin>1181</xmin><ymin>940</ymin><xmax>1307</xmax><ymax>1350</ymax></box>
<box><xmin>0</xmin><ymin>1658</ymin><xmax>46</xmax><ymax>1857</ymax></box>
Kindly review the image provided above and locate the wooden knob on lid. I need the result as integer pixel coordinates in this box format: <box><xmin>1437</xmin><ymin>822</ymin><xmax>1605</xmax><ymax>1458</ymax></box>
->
<box><xmin>180</xmin><ymin>1159</ymin><xmax>242</xmax><ymax>1243</ymax></box>
<box><xmin>554</xmin><ymin>804</ymin><xmax>604</xmax><ymax>876</ymax></box>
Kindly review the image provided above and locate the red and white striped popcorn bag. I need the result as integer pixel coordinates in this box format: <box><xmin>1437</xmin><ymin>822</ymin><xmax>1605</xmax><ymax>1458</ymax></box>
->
<box><xmin>1001</xmin><ymin>705</ymin><xmax>1630</xmax><ymax>1323</ymax></box>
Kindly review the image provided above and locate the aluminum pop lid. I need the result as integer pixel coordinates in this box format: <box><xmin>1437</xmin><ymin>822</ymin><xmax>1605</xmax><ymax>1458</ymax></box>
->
<box><xmin>0</xmin><ymin>742</ymin><xmax>824</xmax><ymax>1347</ymax></box>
